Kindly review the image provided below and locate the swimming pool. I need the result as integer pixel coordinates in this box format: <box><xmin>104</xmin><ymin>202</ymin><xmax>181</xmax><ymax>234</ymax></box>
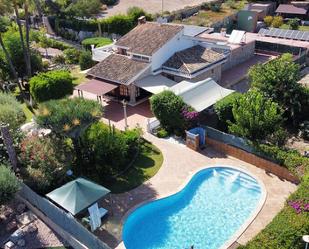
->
<box><xmin>123</xmin><ymin>166</ymin><xmax>264</xmax><ymax>249</ymax></box>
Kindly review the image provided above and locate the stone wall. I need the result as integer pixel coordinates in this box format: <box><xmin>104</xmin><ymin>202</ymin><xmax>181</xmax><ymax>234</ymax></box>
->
<box><xmin>206</xmin><ymin>137</ymin><xmax>300</xmax><ymax>184</ymax></box>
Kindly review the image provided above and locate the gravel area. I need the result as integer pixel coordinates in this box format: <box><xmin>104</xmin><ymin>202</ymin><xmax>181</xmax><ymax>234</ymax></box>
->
<box><xmin>0</xmin><ymin>199</ymin><xmax>66</xmax><ymax>249</ymax></box>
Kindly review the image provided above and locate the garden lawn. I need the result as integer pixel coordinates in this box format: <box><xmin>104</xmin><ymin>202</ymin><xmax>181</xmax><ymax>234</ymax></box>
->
<box><xmin>71</xmin><ymin>65</ymin><xmax>86</xmax><ymax>85</ymax></box>
<box><xmin>280</xmin><ymin>24</ymin><xmax>309</xmax><ymax>32</ymax></box>
<box><xmin>239</xmin><ymin>174</ymin><xmax>309</xmax><ymax>249</ymax></box>
<box><xmin>105</xmin><ymin>139</ymin><xmax>163</xmax><ymax>193</ymax></box>
<box><xmin>22</xmin><ymin>103</ymin><xmax>34</xmax><ymax>122</ymax></box>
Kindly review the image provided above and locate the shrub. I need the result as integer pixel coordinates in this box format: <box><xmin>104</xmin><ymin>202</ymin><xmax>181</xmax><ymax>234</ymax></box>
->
<box><xmin>81</xmin><ymin>37</ymin><xmax>113</xmax><ymax>50</ymax></box>
<box><xmin>20</xmin><ymin>135</ymin><xmax>70</xmax><ymax>193</ymax></box>
<box><xmin>79</xmin><ymin>50</ymin><xmax>96</xmax><ymax>70</ymax></box>
<box><xmin>127</xmin><ymin>6</ymin><xmax>153</xmax><ymax>25</ymax></box>
<box><xmin>272</xmin><ymin>16</ymin><xmax>283</xmax><ymax>28</ymax></box>
<box><xmin>123</xmin><ymin>127</ymin><xmax>142</xmax><ymax>154</ymax></box>
<box><xmin>238</xmin><ymin>174</ymin><xmax>309</xmax><ymax>249</ymax></box>
<box><xmin>263</xmin><ymin>16</ymin><xmax>273</xmax><ymax>27</ymax></box>
<box><xmin>63</xmin><ymin>48</ymin><xmax>80</xmax><ymax>64</ymax></box>
<box><xmin>157</xmin><ymin>128</ymin><xmax>169</xmax><ymax>138</ymax></box>
<box><xmin>35</xmin><ymin>98</ymin><xmax>103</xmax><ymax>137</ymax></box>
<box><xmin>209</xmin><ymin>2</ymin><xmax>222</xmax><ymax>12</ymax></box>
<box><xmin>52</xmin><ymin>54</ymin><xmax>66</xmax><ymax>64</ymax></box>
<box><xmin>30</xmin><ymin>70</ymin><xmax>73</xmax><ymax>102</ymax></box>
<box><xmin>288</xmin><ymin>18</ymin><xmax>300</xmax><ymax>30</ymax></box>
<box><xmin>228</xmin><ymin>90</ymin><xmax>283</xmax><ymax>141</ymax></box>
<box><xmin>214</xmin><ymin>92</ymin><xmax>242</xmax><ymax>131</ymax></box>
<box><xmin>150</xmin><ymin>91</ymin><xmax>187</xmax><ymax>135</ymax></box>
<box><xmin>0</xmin><ymin>164</ymin><xmax>20</xmax><ymax>205</ymax></box>
<box><xmin>254</xmin><ymin>144</ymin><xmax>309</xmax><ymax>175</ymax></box>
<box><xmin>0</xmin><ymin>93</ymin><xmax>26</xmax><ymax>131</ymax></box>
<box><xmin>82</xmin><ymin>122</ymin><xmax>129</xmax><ymax>176</ymax></box>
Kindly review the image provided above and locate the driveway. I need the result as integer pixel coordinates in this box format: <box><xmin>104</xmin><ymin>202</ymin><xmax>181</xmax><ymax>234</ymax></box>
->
<box><xmin>102</xmin><ymin>0</ymin><xmax>209</xmax><ymax>16</ymax></box>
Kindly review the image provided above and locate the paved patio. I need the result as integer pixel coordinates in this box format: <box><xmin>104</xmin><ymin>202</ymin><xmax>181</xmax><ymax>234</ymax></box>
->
<box><xmin>220</xmin><ymin>54</ymin><xmax>273</xmax><ymax>90</ymax></box>
<box><xmin>96</xmin><ymin>133</ymin><xmax>297</xmax><ymax>249</ymax></box>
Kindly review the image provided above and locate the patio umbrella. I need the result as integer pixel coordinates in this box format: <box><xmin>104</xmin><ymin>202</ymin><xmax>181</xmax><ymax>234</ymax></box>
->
<box><xmin>46</xmin><ymin>178</ymin><xmax>110</xmax><ymax>215</ymax></box>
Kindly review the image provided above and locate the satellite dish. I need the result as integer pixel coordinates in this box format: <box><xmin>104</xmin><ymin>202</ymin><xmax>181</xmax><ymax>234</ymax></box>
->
<box><xmin>248</xmin><ymin>16</ymin><xmax>253</xmax><ymax>21</ymax></box>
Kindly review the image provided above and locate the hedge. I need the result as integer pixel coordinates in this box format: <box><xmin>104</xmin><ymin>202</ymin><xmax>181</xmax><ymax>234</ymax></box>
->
<box><xmin>49</xmin><ymin>8</ymin><xmax>153</xmax><ymax>36</ymax></box>
<box><xmin>254</xmin><ymin>144</ymin><xmax>309</xmax><ymax>176</ymax></box>
<box><xmin>81</xmin><ymin>37</ymin><xmax>112</xmax><ymax>50</ymax></box>
<box><xmin>30</xmin><ymin>70</ymin><xmax>73</xmax><ymax>102</ymax></box>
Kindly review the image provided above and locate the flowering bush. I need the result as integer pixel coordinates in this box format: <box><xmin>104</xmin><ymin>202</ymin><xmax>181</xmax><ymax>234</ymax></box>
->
<box><xmin>20</xmin><ymin>135</ymin><xmax>70</xmax><ymax>193</ymax></box>
<box><xmin>288</xmin><ymin>200</ymin><xmax>309</xmax><ymax>214</ymax></box>
<box><xmin>182</xmin><ymin>107</ymin><xmax>199</xmax><ymax>121</ymax></box>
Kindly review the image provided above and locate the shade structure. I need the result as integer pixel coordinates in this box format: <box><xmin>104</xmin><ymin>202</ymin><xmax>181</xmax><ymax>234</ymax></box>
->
<box><xmin>170</xmin><ymin>78</ymin><xmax>235</xmax><ymax>112</ymax></box>
<box><xmin>46</xmin><ymin>178</ymin><xmax>110</xmax><ymax>215</ymax></box>
<box><xmin>75</xmin><ymin>78</ymin><xmax>118</xmax><ymax>96</ymax></box>
<box><xmin>135</xmin><ymin>75</ymin><xmax>177</xmax><ymax>94</ymax></box>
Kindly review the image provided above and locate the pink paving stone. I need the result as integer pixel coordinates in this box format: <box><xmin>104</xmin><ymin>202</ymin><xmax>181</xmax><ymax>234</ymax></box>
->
<box><xmin>95</xmin><ymin>133</ymin><xmax>297</xmax><ymax>248</ymax></box>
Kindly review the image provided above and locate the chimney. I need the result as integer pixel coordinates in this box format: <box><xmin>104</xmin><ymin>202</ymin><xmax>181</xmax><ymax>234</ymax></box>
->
<box><xmin>138</xmin><ymin>16</ymin><xmax>146</xmax><ymax>25</ymax></box>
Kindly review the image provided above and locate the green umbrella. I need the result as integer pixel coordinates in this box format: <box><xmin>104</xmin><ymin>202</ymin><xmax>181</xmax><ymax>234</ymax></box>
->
<box><xmin>46</xmin><ymin>178</ymin><xmax>110</xmax><ymax>215</ymax></box>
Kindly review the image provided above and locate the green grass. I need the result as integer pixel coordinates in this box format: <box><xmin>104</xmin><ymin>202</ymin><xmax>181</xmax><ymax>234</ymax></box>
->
<box><xmin>280</xmin><ymin>24</ymin><xmax>309</xmax><ymax>31</ymax></box>
<box><xmin>71</xmin><ymin>65</ymin><xmax>86</xmax><ymax>85</ymax></box>
<box><xmin>22</xmin><ymin>103</ymin><xmax>34</xmax><ymax>122</ymax></box>
<box><xmin>105</xmin><ymin>139</ymin><xmax>163</xmax><ymax>193</ymax></box>
<box><xmin>81</xmin><ymin>37</ymin><xmax>113</xmax><ymax>49</ymax></box>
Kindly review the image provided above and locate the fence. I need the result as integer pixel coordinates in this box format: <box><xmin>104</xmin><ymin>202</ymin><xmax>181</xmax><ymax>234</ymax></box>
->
<box><xmin>204</xmin><ymin>126</ymin><xmax>254</xmax><ymax>153</ymax></box>
<box><xmin>19</xmin><ymin>183</ymin><xmax>111</xmax><ymax>249</ymax></box>
<box><xmin>203</xmin><ymin>126</ymin><xmax>299</xmax><ymax>183</ymax></box>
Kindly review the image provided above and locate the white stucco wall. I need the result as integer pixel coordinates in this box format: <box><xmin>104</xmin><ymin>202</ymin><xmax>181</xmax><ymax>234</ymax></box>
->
<box><xmin>151</xmin><ymin>31</ymin><xmax>197</xmax><ymax>71</ymax></box>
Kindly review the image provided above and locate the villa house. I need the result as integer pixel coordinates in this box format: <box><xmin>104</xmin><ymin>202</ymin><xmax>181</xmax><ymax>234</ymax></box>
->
<box><xmin>81</xmin><ymin>18</ymin><xmax>232</xmax><ymax>106</ymax></box>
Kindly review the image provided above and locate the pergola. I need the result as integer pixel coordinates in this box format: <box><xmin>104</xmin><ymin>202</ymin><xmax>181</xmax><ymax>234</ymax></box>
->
<box><xmin>46</xmin><ymin>178</ymin><xmax>111</xmax><ymax>216</ymax></box>
<box><xmin>75</xmin><ymin>78</ymin><xmax>118</xmax><ymax>103</ymax></box>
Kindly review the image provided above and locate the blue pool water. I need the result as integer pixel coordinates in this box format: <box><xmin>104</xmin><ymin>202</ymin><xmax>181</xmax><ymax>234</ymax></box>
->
<box><xmin>123</xmin><ymin>167</ymin><xmax>262</xmax><ymax>249</ymax></box>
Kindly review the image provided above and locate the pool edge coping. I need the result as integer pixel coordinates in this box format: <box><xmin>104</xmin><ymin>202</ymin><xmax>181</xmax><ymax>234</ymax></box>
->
<box><xmin>117</xmin><ymin>164</ymin><xmax>267</xmax><ymax>249</ymax></box>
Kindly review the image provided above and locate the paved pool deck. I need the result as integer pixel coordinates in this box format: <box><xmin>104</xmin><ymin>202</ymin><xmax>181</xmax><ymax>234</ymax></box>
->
<box><xmin>97</xmin><ymin>132</ymin><xmax>297</xmax><ymax>249</ymax></box>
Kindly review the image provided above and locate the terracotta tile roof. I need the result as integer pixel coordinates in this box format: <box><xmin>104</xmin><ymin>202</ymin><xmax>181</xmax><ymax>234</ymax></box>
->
<box><xmin>275</xmin><ymin>4</ymin><xmax>307</xmax><ymax>15</ymax></box>
<box><xmin>115</xmin><ymin>22</ymin><xmax>184</xmax><ymax>56</ymax></box>
<box><xmin>162</xmin><ymin>45</ymin><xmax>226</xmax><ymax>75</ymax></box>
<box><xmin>87</xmin><ymin>54</ymin><xmax>149</xmax><ymax>85</ymax></box>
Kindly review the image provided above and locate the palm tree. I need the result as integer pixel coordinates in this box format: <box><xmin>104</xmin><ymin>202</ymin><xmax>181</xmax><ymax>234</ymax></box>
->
<box><xmin>12</xmin><ymin>0</ymin><xmax>32</xmax><ymax>78</ymax></box>
<box><xmin>0</xmin><ymin>17</ymin><xmax>23</xmax><ymax>93</ymax></box>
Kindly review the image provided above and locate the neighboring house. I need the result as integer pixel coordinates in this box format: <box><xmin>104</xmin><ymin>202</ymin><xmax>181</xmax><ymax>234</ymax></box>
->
<box><xmin>84</xmin><ymin>18</ymin><xmax>230</xmax><ymax>105</ymax></box>
<box><xmin>275</xmin><ymin>4</ymin><xmax>309</xmax><ymax>19</ymax></box>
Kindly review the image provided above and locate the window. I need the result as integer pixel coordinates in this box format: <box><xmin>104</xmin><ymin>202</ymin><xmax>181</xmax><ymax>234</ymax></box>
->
<box><xmin>119</xmin><ymin>85</ymin><xmax>129</xmax><ymax>96</ymax></box>
<box><xmin>132</xmin><ymin>54</ymin><xmax>150</xmax><ymax>62</ymax></box>
<box><xmin>211</xmin><ymin>69</ymin><xmax>214</xmax><ymax>74</ymax></box>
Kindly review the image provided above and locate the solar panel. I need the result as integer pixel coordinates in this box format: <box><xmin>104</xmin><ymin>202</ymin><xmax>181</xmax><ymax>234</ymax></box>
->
<box><xmin>295</xmin><ymin>31</ymin><xmax>303</xmax><ymax>40</ymax></box>
<box><xmin>302</xmin><ymin>32</ymin><xmax>309</xmax><ymax>41</ymax></box>
<box><xmin>273</xmin><ymin>28</ymin><xmax>281</xmax><ymax>37</ymax></box>
<box><xmin>259</xmin><ymin>29</ymin><xmax>267</xmax><ymax>36</ymax></box>
<box><xmin>285</xmin><ymin>30</ymin><xmax>293</xmax><ymax>39</ymax></box>
<box><xmin>257</xmin><ymin>28</ymin><xmax>309</xmax><ymax>42</ymax></box>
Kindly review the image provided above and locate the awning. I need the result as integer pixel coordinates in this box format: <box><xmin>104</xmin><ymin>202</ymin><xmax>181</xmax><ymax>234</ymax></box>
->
<box><xmin>135</xmin><ymin>75</ymin><xmax>177</xmax><ymax>94</ymax></box>
<box><xmin>75</xmin><ymin>78</ymin><xmax>118</xmax><ymax>96</ymax></box>
<box><xmin>46</xmin><ymin>178</ymin><xmax>110</xmax><ymax>215</ymax></box>
<box><xmin>170</xmin><ymin>78</ymin><xmax>235</xmax><ymax>112</ymax></box>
